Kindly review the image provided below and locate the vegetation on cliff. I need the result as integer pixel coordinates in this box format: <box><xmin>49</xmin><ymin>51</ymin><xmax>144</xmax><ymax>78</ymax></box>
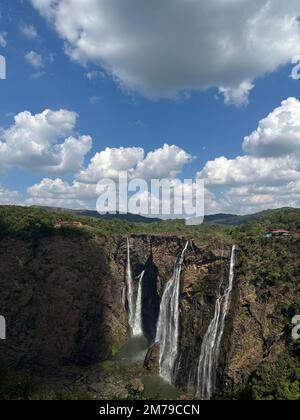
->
<box><xmin>226</xmin><ymin>235</ymin><xmax>300</xmax><ymax>400</ymax></box>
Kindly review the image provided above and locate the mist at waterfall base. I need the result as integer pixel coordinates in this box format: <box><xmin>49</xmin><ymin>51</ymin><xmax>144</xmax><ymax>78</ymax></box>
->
<box><xmin>196</xmin><ymin>245</ymin><xmax>236</xmax><ymax>400</ymax></box>
<box><xmin>155</xmin><ymin>242</ymin><xmax>189</xmax><ymax>384</ymax></box>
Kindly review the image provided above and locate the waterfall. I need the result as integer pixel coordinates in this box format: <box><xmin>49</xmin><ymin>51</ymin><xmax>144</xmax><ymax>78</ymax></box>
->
<box><xmin>133</xmin><ymin>270</ymin><xmax>145</xmax><ymax>337</ymax></box>
<box><xmin>126</xmin><ymin>237</ymin><xmax>135</xmax><ymax>332</ymax></box>
<box><xmin>156</xmin><ymin>241</ymin><xmax>189</xmax><ymax>384</ymax></box>
<box><xmin>196</xmin><ymin>245</ymin><xmax>236</xmax><ymax>400</ymax></box>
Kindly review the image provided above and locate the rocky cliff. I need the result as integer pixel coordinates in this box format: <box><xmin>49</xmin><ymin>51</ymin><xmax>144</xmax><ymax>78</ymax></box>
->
<box><xmin>0</xmin><ymin>236</ymin><xmax>120</xmax><ymax>370</ymax></box>
<box><xmin>0</xmin><ymin>232</ymin><xmax>299</xmax><ymax>399</ymax></box>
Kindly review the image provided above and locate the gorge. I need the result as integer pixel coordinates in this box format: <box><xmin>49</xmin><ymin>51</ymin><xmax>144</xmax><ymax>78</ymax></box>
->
<box><xmin>0</xmin><ymin>206</ymin><xmax>300</xmax><ymax>400</ymax></box>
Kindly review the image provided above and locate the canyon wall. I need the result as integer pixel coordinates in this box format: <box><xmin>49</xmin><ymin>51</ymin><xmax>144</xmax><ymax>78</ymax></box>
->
<box><xmin>0</xmin><ymin>236</ymin><xmax>125</xmax><ymax>371</ymax></box>
<box><xmin>0</xmin><ymin>233</ymin><xmax>298</xmax><ymax>398</ymax></box>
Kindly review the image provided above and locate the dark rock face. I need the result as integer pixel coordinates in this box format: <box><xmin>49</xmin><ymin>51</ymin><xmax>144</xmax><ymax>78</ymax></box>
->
<box><xmin>0</xmin><ymin>236</ymin><xmax>126</xmax><ymax>371</ymax></box>
<box><xmin>142</xmin><ymin>255</ymin><xmax>160</xmax><ymax>344</ymax></box>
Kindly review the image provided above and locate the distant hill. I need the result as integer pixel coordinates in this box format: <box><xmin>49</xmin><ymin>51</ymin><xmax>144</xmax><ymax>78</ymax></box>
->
<box><xmin>33</xmin><ymin>206</ymin><xmax>300</xmax><ymax>226</ymax></box>
<box><xmin>31</xmin><ymin>206</ymin><xmax>300</xmax><ymax>227</ymax></box>
<box><xmin>30</xmin><ymin>206</ymin><xmax>162</xmax><ymax>224</ymax></box>
<box><xmin>204</xmin><ymin>213</ymin><xmax>238</xmax><ymax>225</ymax></box>
<box><xmin>204</xmin><ymin>208</ymin><xmax>300</xmax><ymax>226</ymax></box>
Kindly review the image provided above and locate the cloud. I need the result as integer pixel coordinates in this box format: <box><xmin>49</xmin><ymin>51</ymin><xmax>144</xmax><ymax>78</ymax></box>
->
<box><xmin>31</xmin><ymin>0</ymin><xmax>300</xmax><ymax>105</ymax></box>
<box><xmin>89</xmin><ymin>95</ymin><xmax>100</xmax><ymax>105</ymax></box>
<box><xmin>198</xmin><ymin>155</ymin><xmax>300</xmax><ymax>187</ymax></box>
<box><xmin>77</xmin><ymin>144</ymin><xmax>191</xmax><ymax>183</ymax></box>
<box><xmin>243</xmin><ymin>97</ymin><xmax>300</xmax><ymax>157</ymax></box>
<box><xmin>26</xmin><ymin>144</ymin><xmax>192</xmax><ymax>209</ymax></box>
<box><xmin>198</xmin><ymin>97</ymin><xmax>300</xmax><ymax>213</ymax></box>
<box><xmin>31</xmin><ymin>71</ymin><xmax>45</xmax><ymax>79</ymax></box>
<box><xmin>219</xmin><ymin>81</ymin><xmax>254</xmax><ymax>107</ymax></box>
<box><xmin>85</xmin><ymin>70</ymin><xmax>105</xmax><ymax>81</ymax></box>
<box><xmin>20</xmin><ymin>24</ymin><xmax>38</xmax><ymax>40</ymax></box>
<box><xmin>7</xmin><ymin>96</ymin><xmax>300</xmax><ymax>214</ymax></box>
<box><xmin>28</xmin><ymin>178</ymin><xmax>96</xmax><ymax>200</ymax></box>
<box><xmin>77</xmin><ymin>147</ymin><xmax>145</xmax><ymax>182</ymax></box>
<box><xmin>0</xmin><ymin>185</ymin><xmax>21</xmax><ymax>205</ymax></box>
<box><xmin>26</xmin><ymin>178</ymin><xmax>97</xmax><ymax>208</ymax></box>
<box><xmin>25</xmin><ymin>51</ymin><xmax>44</xmax><ymax>69</ymax></box>
<box><xmin>220</xmin><ymin>182</ymin><xmax>300</xmax><ymax>214</ymax></box>
<box><xmin>0</xmin><ymin>109</ymin><xmax>92</xmax><ymax>175</ymax></box>
<box><xmin>134</xmin><ymin>144</ymin><xmax>192</xmax><ymax>179</ymax></box>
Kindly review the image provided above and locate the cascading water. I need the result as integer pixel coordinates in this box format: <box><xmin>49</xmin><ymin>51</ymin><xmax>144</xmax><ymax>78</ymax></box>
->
<box><xmin>126</xmin><ymin>237</ymin><xmax>135</xmax><ymax>332</ymax></box>
<box><xmin>156</xmin><ymin>242</ymin><xmax>189</xmax><ymax>384</ymax></box>
<box><xmin>196</xmin><ymin>245</ymin><xmax>236</xmax><ymax>400</ymax></box>
<box><xmin>133</xmin><ymin>270</ymin><xmax>145</xmax><ymax>337</ymax></box>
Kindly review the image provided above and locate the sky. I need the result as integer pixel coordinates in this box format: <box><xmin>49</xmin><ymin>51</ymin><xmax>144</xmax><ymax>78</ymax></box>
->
<box><xmin>1</xmin><ymin>0</ymin><xmax>300</xmax><ymax>215</ymax></box>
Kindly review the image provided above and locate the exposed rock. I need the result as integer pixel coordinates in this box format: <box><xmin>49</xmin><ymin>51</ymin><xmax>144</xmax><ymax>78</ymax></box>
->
<box><xmin>0</xmin><ymin>236</ymin><xmax>127</xmax><ymax>371</ymax></box>
<box><xmin>130</xmin><ymin>378</ymin><xmax>145</xmax><ymax>393</ymax></box>
<box><xmin>144</xmin><ymin>342</ymin><xmax>160</xmax><ymax>374</ymax></box>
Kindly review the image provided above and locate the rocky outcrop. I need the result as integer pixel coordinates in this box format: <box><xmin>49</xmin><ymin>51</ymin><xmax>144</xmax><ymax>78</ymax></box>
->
<box><xmin>144</xmin><ymin>342</ymin><xmax>160</xmax><ymax>374</ymax></box>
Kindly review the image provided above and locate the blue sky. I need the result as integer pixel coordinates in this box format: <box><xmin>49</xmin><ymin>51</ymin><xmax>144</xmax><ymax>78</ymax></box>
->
<box><xmin>1</xmin><ymin>0</ymin><xmax>300</xmax><ymax>214</ymax></box>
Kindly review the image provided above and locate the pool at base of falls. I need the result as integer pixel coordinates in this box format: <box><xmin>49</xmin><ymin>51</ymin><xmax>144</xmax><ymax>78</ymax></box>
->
<box><xmin>115</xmin><ymin>336</ymin><xmax>148</xmax><ymax>363</ymax></box>
<box><xmin>113</xmin><ymin>336</ymin><xmax>179</xmax><ymax>400</ymax></box>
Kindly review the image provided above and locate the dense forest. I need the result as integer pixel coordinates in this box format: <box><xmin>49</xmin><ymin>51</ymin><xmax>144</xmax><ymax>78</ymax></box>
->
<box><xmin>1</xmin><ymin>205</ymin><xmax>300</xmax><ymax>241</ymax></box>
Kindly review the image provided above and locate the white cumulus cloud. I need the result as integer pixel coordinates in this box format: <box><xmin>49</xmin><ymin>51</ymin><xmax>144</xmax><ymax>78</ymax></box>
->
<box><xmin>134</xmin><ymin>144</ymin><xmax>192</xmax><ymax>179</ymax></box>
<box><xmin>243</xmin><ymin>97</ymin><xmax>300</xmax><ymax>157</ymax></box>
<box><xmin>77</xmin><ymin>144</ymin><xmax>191</xmax><ymax>183</ymax></box>
<box><xmin>26</xmin><ymin>144</ymin><xmax>192</xmax><ymax>209</ymax></box>
<box><xmin>198</xmin><ymin>155</ymin><xmax>300</xmax><ymax>187</ymax></box>
<box><xmin>31</xmin><ymin>0</ymin><xmax>300</xmax><ymax>105</ymax></box>
<box><xmin>77</xmin><ymin>147</ymin><xmax>145</xmax><ymax>182</ymax></box>
<box><xmin>0</xmin><ymin>185</ymin><xmax>21</xmax><ymax>205</ymax></box>
<box><xmin>198</xmin><ymin>97</ymin><xmax>300</xmax><ymax>213</ymax></box>
<box><xmin>0</xmin><ymin>109</ymin><xmax>92</xmax><ymax>175</ymax></box>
